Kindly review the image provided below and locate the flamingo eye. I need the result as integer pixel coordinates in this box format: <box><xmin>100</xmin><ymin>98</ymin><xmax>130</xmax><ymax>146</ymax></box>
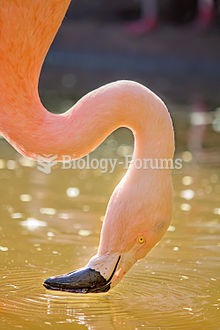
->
<box><xmin>138</xmin><ymin>236</ymin><xmax>145</xmax><ymax>244</ymax></box>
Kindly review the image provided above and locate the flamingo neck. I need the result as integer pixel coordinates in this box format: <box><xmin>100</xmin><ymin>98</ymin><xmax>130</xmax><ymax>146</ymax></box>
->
<box><xmin>0</xmin><ymin>0</ymin><xmax>175</xmax><ymax>267</ymax></box>
<box><xmin>0</xmin><ymin>0</ymin><xmax>70</xmax><ymax>95</ymax></box>
<box><xmin>0</xmin><ymin>0</ymin><xmax>174</xmax><ymax>163</ymax></box>
<box><xmin>0</xmin><ymin>80</ymin><xmax>174</xmax><ymax>162</ymax></box>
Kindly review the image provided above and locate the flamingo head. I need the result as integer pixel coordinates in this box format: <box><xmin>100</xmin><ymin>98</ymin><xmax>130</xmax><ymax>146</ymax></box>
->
<box><xmin>43</xmin><ymin>181</ymin><xmax>172</xmax><ymax>293</ymax></box>
<box><xmin>44</xmin><ymin>200</ymin><xmax>169</xmax><ymax>293</ymax></box>
<box><xmin>43</xmin><ymin>224</ymin><xmax>167</xmax><ymax>294</ymax></box>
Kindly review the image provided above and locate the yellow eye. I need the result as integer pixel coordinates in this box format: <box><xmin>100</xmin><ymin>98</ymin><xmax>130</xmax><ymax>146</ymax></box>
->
<box><xmin>138</xmin><ymin>236</ymin><xmax>145</xmax><ymax>244</ymax></box>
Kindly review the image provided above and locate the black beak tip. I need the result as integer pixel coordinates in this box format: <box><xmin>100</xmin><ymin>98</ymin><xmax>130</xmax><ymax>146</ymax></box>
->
<box><xmin>43</xmin><ymin>268</ymin><xmax>111</xmax><ymax>294</ymax></box>
<box><xmin>43</xmin><ymin>277</ymin><xmax>56</xmax><ymax>290</ymax></box>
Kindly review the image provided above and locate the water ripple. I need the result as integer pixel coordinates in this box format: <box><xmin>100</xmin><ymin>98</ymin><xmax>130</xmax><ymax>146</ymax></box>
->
<box><xmin>0</xmin><ymin>262</ymin><xmax>219</xmax><ymax>330</ymax></box>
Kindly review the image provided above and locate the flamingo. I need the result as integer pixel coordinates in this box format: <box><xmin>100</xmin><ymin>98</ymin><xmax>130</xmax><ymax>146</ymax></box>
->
<box><xmin>0</xmin><ymin>1</ymin><xmax>175</xmax><ymax>293</ymax></box>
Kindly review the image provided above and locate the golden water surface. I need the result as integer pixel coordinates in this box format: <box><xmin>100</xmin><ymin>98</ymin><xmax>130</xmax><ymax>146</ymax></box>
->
<box><xmin>0</xmin><ymin>112</ymin><xmax>219</xmax><ymax>330</ymax></box>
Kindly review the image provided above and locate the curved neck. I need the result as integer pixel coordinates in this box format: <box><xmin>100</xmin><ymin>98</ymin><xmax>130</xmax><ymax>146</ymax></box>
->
<box><xmin>0</xmin><ymin>1</ymin><xmax>174</xmax><ymax>163</ymax></box>
<box><xmin>0</xmin><ymin>81</ymin><xmax>174</xmax><ymax>162</ymax></box>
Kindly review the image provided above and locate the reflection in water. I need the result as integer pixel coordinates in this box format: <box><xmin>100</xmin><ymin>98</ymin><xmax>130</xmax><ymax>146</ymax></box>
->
<box><xmin>0</xmin><ymin>116</ymin><xmax>220</xmax><ymax>330</ymax></box>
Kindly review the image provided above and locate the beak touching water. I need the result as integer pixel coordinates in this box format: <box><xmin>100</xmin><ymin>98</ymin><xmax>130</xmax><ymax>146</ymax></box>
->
<box><xmin>43</xmin><ymin>254</ymin><xmax>123</xmax><ymax>294</ymax></box>
<box><xmin>43</xmin><ymin>229</ymin><xmax>155</xmax><ymax>294</ymax></box>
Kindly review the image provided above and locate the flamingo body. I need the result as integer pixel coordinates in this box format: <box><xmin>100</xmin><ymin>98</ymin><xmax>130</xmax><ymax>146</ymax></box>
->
<box><xmin>0</xmin><ymin>1</ymin><xmax>174</xmax><ymax>293</ymax></box>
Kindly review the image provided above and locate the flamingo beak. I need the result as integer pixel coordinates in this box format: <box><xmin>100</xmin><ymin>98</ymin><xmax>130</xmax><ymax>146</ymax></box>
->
<box><xmin>44</xmin><ymin>268</ymin><xmax>111</xmax><ymax>293</ymax></box>
<box><xmin>43</xmin><ymin>255</ymin><xmax>121</xmax><ymax>294</ymax></box>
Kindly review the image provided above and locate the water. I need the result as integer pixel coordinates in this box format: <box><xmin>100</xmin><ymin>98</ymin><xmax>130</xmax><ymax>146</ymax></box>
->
<box><xmin>0</xmin><ymin>113</ymin><xmax>220</xmax><ymax>330</ymax></box>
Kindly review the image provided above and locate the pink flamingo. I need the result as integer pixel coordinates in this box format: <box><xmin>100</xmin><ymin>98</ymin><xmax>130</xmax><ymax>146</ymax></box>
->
<box><xmin>0</xmin><ymin>1</ymin><xmax>174</xmax><ymax>293</ymax></box>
